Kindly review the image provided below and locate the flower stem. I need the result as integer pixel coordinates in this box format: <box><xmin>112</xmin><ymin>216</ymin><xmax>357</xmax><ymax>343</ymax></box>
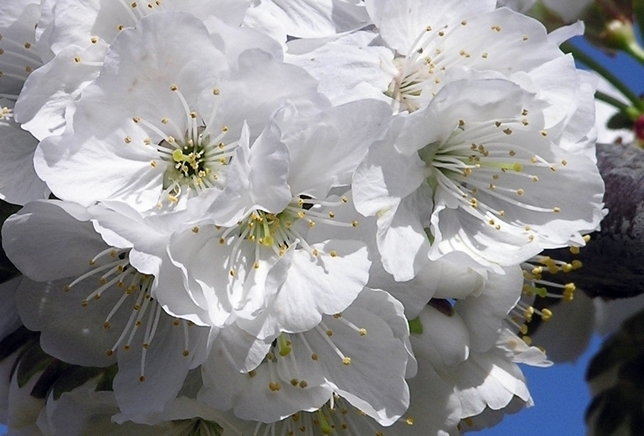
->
<box><xmin>595</xmin><ymin>90</ymin><xmax>629</xmax><ymax>111</ymax></box>
<box><xmin>561</xmin><ymin>41</ymin><xmax>644</xmax><ymax>111</ymax></box>
<box><xmin>624</xmin><ymin>40</ymin><xmax>644</xmax><ymax>68</ymax></box>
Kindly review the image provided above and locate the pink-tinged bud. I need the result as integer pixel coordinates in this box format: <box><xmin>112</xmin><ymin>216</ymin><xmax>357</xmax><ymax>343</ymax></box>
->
<box><xmin>635</xmin><ymin>114</ymin><xmax>644</xmax><ymax>144</ymax></box>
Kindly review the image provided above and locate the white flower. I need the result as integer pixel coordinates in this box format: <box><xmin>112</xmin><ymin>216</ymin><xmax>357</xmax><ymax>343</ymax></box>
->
<box><xmin>244</xmin><ymin>0</ymin><xmax>369</xmax><ymax>42</ymax></box>
<box><xmin>14</xmin><ymin>0</ymin><xmax>253</xmax><ymax>140</ymax></box>
<box><xmin>354</xmin><ymin>77</ymin><xmax>604</xmax><ymax>279</ymax></box>
<box><xmin>0</xmin><ymin>1</ymin><xmax>49</xmax><ymax>204</ymax></box>
<box><xmin>200</xmin><ymin>288</ymin><xmax>413</xmax><ymax>427</ymax></box>
<box><xmin>165</xmin><ymin>99</ymin><xmax>390</xmax><ymax>337</ymax></box>
<box><xmin>0</xmin><ymin>99</ymin><xmax>48</xmax><ymax>204</ymax></box>
<box><xmin>288</xmin><ymin>0</ymin><xmax>586</xmax><ymax>115</ymax></box>
<box><xmin>0</xmin><ymin>0</ymin><xmax>42</xmax><ymax>99</ymax></box>
<box><xmin>2</xmin><ymin>200</ymin><xmax>210</xmax><ymax>418</ymax></box>
<box><xmin>33</xmin><ymin>11</ymin><xmax>325</xmax><ymax>214</ymax></box>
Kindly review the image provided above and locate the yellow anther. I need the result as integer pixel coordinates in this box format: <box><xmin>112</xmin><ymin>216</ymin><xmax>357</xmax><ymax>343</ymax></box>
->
<box><xmin>541</xmin><ymin>308</ymin><xmax>553</xmax><ymax>321</ymax></box>
<box><xmin>564</xmin><ymin>283</ymin><xmax>576</xmax><ymax>293</ymax></box>
<box><xmin>342</xmin><ymin>357</ymin><xmax>351</xmax><ymax>366</ymax></box>
<box><xmin>572</xmin><ymin>260</ymin><xmax>583</xmax><ymax>269</ymax></box>
<box><xmin>169</xmin><ymin>84</ymin><xmax>178</xmax><ymax>91</ymax></box>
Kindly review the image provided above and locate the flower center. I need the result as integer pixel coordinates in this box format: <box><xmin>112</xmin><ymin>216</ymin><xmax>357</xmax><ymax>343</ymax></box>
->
<box><xmin>132</xmin><ymin>84</ymin><xmax>238</xmax><ymax>208</ymax></box>
<box><xmin>223</xmin><ymin>195</ymin><xmax>355</xmax><ymax>257</ymax></box>
<box><xmin>64</xmin><ymin>246</ymin><xmax>193</xmax><ymax>381</ymax></box>
<box><xmin>418</xmin><ymin>114</ymin><xmax>566</xmax><ymax>242</ymax></box>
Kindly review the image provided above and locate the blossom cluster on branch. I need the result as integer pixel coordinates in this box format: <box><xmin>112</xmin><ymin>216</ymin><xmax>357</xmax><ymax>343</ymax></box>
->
<box><xmin>0</xmin><ymin>0</ymin><xmax>605</xmax><ymax>435</ymax></box>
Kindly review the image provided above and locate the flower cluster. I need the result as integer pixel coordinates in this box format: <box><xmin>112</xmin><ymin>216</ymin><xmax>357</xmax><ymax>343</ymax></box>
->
<box><xmin>0</xmin><ymin>1</ymin><xmax>604</xmax><ymax>435</ymax></box>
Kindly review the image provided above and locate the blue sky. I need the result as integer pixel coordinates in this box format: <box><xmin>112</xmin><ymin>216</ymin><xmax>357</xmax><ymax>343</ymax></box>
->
<box><xmin>1</xmin><ymin>24</ymin><xmax>642</xmax><ymax>436</ymax></box>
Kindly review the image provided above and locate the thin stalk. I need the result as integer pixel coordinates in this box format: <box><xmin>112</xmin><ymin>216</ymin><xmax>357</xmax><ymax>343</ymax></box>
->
<box><xmin>624</xmin><ymin>40</ymin><xmax>644</xmax><ymax>68</ymax></box>
<box><xmin>595</xmin><ymin>90</ymin><xmax>629</xmax><ymax>111</ymax></box>
<box><xmin>561</xmin><ymin>41</ymin><xmax>644</xmax><ymax>111</ymax></box>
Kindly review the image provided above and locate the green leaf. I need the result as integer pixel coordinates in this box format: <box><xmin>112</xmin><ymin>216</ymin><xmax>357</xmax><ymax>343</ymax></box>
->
<box><xmin>607</xmin><ymin>110</ymin><xmax>635</xmax><ymax>130</ymax></box>
<box><xmin>634</xmin><ymin>0</ymin><xmax>644</xmax><ymax>43</ymax></box>
<box><xmin>587</xmin><ymin>388</ymin><xmax>628</xmax><ymax>436</ymax></box>
<box><xmin>586</xmin><ymin>338</ymin><xmax>637</xmax><ymax>381</ymax></box>
<box><xmin>586</xmin><ymin>309</ymin><xmax>644</xmax><ymax>435</ymax></box>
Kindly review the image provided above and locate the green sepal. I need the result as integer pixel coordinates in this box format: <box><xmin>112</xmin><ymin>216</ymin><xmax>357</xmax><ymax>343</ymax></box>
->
<box><xmin>199</xmin><ymin>420</ymin><xmax>224</xmax><ymax>436</ymax></box>
<box><xmin>31</xmin><ymin>359</ymin><xmax>70</xmax><ymax>399</ymax></box>
<box><xmin>408</xmin><ymin>317</ymin><xmax>423</xmax><ymax>335</ymax></box>
<box><xmin>0</xmin><ymin>326</ymin><xmax>39</xmax><ymax>362</ymax></box>
<box><xmin>51</xmin><ymin>365</ymin><xmax>104</xmax><ymax>400</ymax></box>
<box><xmin>95</xmin><ymin>364</ymin><xmax>118</xmax><ymax>392</ymax></box>
<box><xmin>16</xmin><ymin>342</ymin><xmax>52</xmax><ymax>389</ymax></box>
